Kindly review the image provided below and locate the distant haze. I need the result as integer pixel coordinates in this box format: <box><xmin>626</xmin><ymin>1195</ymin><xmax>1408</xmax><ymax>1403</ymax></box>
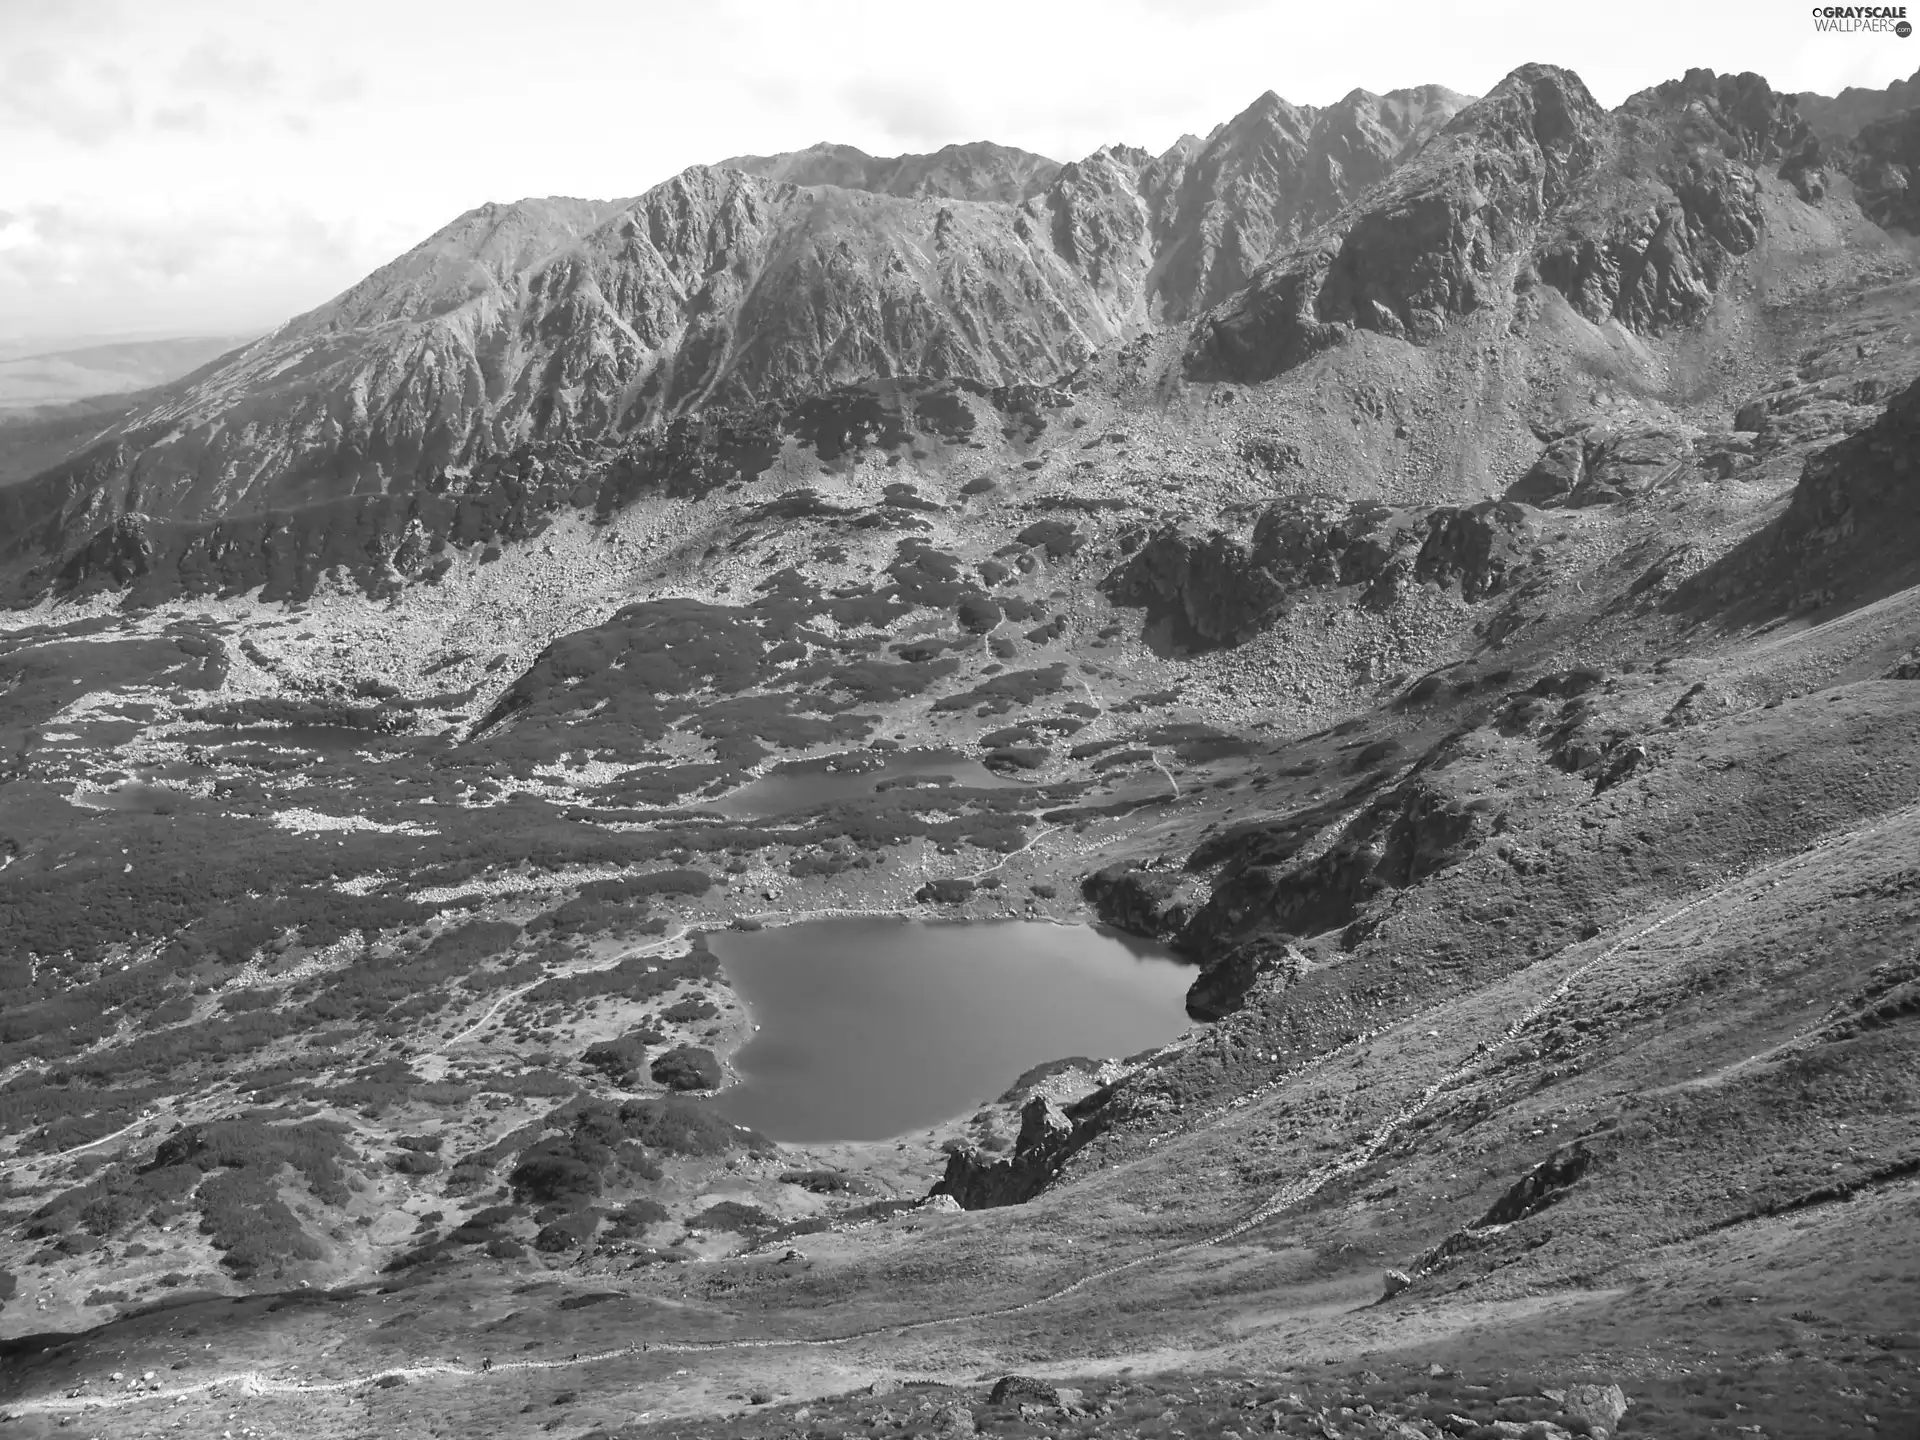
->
<box><xmin>5</xmin><ymin>0</ymin><xmax>1914</xmax><ymax>342</ymax></box>
<box><xmin>0</xmin><ymin>334</ymin><xmax>255</xmax><ymax>410</ymax></box>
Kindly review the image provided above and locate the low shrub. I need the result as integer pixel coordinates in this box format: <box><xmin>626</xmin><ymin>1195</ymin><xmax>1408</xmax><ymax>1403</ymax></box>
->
<box><xmin>650</xmin><ymin>1046</ymin><xmax>720</xmax><ymax>1092</ymax></box>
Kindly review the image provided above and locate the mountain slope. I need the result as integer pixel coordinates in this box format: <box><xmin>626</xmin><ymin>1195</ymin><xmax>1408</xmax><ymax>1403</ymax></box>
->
<box><xmin>1145</xmin><ymin>84</ymin><xmax>1470</xmax><ymax>320</ymax></box>
<box><xmin>0</xmin><ymin>85</ymin><xmax>1478</xmax><ymax>574</ymax></box>
<box><xmin>2</xmin><ymin>169</ymin><xmax>1135</xmax><ymax>537</ymax></box>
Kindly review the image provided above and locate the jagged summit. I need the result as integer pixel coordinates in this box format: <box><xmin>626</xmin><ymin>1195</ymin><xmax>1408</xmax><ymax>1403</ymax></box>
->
<box><xmin>1186</xmin><ymin>62</ymin><xmax>1839</xmax><ymax>383</ymax></box>
<box><xmin>3</xmin><ymin>60</ymin><xmax>1916</xmax><ymax>591</ymax></box>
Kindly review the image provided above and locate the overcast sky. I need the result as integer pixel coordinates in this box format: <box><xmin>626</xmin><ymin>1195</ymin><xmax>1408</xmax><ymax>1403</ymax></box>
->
<box><xmin>3</xmin><ymin>0</ymin><xmax>1915</xmax><ymax>345</ymax></box>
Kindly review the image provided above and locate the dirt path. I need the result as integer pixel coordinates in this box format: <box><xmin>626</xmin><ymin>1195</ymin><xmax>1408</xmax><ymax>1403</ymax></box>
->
<box><xmin>10</xmin><ymin>805</ymin><xmax>1907</xmax><ymax>1421</ymax></box>
<box><xmin>433</xmin><ymin>921</ymin><xmax>716</xmax><ymax>1053</ymax></box>
<box><xmin>0</xmin><ymin>1113</ymin><xmax>158</xmax><ymax>1172</ymax></box>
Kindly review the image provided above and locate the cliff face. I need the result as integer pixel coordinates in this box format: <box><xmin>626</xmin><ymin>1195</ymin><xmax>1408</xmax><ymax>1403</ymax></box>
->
<box><xmin>1187</xmin><ymin>66</ymin><xmax>1823</xmax><ymax>383</ymax></box>
<box><xmin>1144</xmin><ymin>85</ymin><xmax>1470</xmax><ymax>321</ymax></box>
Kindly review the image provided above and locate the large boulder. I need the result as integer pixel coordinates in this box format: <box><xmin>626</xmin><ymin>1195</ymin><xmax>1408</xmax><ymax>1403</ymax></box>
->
<box><xmin>1506</xmin><ymin>437</ymin><xmax>1585</xmax><ymax>505</ymax></box>
<box><xmin>1552</xmin><ymin>1384</ymin><xmax>1630</xmax><ymax>1432</ymax></box>
<box><xmin>1504</xmin><ymin>425</ymin><xmax>1692</xmax><ymax>509</ymax></box>
<box><xmin>1414</xmin><ymin>501</ymin><xmax>1536</xmax><ymax>599</ymax></box>
<box><xmin>988</xmin><ymin>1375</ymin><xmax>1060</xmax><ymax>1407</ymax></box>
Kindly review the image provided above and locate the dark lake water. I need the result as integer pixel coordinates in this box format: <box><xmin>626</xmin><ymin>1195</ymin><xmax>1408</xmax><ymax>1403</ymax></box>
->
<box><xmin>711</xmin><ymin>749</ymin><xmax>1024</xmax><ymax>817</ymax></box>
<box><xmin>709</xmin><ymin>918</ymin><xmax>1194</xmax><ymax>1142</ymax></box>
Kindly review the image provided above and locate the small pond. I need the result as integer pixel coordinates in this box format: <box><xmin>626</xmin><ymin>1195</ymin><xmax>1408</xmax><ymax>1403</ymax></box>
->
<box><xmin>710</xmin><ymin>918</ymin><xmax>1194</xmax><ymax>1142</ymax></box>
<box><xmin>72</xmin><ymin>782</ymin><xmax>187</xmax><ymax>813</ymax></box>
<box><xmin>710</xmin><ymin>749</ymin><xmax>1025</xmax><ymax>817</ymax></box>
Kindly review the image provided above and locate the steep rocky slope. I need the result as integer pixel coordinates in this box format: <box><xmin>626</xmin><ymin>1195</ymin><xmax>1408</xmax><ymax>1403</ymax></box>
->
<box><xmin>1189</xmin><ymin>66</ymin><xmax>1825</xmax><ymax>383</ymax></box>
<box><xmin>1</xmin><ymin>57</ymin><xmax>1919</xmax><ymax>1440</ymax></box>
<box><xmin>1145</xmin><ymin>85</ymin><xmax>1470</xmax><ymax>321</ymax></box>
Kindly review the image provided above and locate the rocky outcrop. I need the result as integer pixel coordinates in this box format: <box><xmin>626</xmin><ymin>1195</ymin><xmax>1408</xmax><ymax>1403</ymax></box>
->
<box><xmin>1473</xmin><ymin>1139</ymin><xmax>1598</xmax><ymax>1226</ymax></box>
<box><xmin>1180</xmin><ymin>777</ymin><xmax>1490</xmax><ymax>956</ymax></box>
<box><xmin>1413</xmin><ymin>501</ymin><xmax>1538</xmax><ymax>598</ymax></box>
<box><xmin>1680</xmin><ymin>373</ymin><xmax>1920</xmax><ymax>612</ymax></box>
<box><xmin>1101</xmin><ymin>524</ymin><xmax>1293</xmax><ymax>647</ymax></box>
<box><xmin>1184</xmin><ymin>936</ymin><xmax>1305</xmax><ymax>1022</ymax></box>
<box><xmin>932</xmin><ymin>1095</ymin><xmax>1088</xmax><ymax>1209</ymax></box>
<box><xmin>1104</xmin><ymin>497</ymin><xmax>1534</xmax><ymax>647</ymax></box>
<box><xmin>1080</xmin><ymin>864</ymin><xmax>1205</xmax><ymax>943</ymax></box>
<box><xmin>1505</xmin><ymin>424</ymin><xmax>1693</xmax><ymax>508</ymax></box>
<box><xmin>1847</xmin><ymin>107</ymin><xmax>1920</xmax><ymax>231</ymax></box>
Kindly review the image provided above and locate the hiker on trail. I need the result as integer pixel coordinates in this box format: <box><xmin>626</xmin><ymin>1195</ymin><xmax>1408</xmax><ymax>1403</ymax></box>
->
<box><xmin>481</xmin><ymin>1358</ymin><xmax>493</xmax><ymax>1373</ymax></box>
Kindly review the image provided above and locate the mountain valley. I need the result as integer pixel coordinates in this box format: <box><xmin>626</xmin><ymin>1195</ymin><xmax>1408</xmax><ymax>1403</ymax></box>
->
<box><xmin>0</xmin><ymin>60</ymin><xmax>1916</xmax><ymax>1440</ymax></box>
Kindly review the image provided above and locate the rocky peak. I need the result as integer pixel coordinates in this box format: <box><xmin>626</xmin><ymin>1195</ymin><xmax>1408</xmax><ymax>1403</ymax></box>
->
<box><xmin>1144</xmin><ymin>83</ymin><xmax>1470</xmax><ymax>321</ymax></box>
<box><xmin>1439</xmin><ymin>62</ymin><xmax>1608</xmax><ymax>209</ymax></box>
<box><xmin>1188</xmin><ymin>64</ymin><xmax>1604</xmax><ymax>379</ymax></box>
<box><xmin>1623</xmin><ymin>68</ymin><xmax>1814</xmax><ymax>166</ymax></box>
<box><xmin>1187</xmin><ymin>59</ymin><xmax>1839</xmax><ymax>383</ymax></box>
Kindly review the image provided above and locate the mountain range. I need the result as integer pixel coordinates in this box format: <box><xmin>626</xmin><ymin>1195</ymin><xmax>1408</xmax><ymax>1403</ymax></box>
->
<box><xmin>1</xmin><ymin>55</ymin><xmax>1919</xmax><ymax>1440</ymax></box>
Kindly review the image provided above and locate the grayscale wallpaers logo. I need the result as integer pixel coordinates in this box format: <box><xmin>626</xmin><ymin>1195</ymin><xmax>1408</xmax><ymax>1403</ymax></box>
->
<box><xmin>1811</xmin><ymin>5</ymin><xmax>1912</xmax><ymax>31</ymax></box>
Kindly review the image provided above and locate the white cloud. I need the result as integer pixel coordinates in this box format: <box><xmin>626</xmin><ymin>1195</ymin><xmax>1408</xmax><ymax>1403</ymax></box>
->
<box><xmin>0</xmin><ymin>204</ymin><xmax>370</xmax><ymax>337</ymax></box>
<box><xmin>0</xmin><ymin>49</ymin><xmax>138</xmax><ymax>146</ymax></box>
<box><xmin>172</xmin><ymin>41</ymin><xmax>279</xmax><ymax>96</ymax></box>
<box><xmin>839</xmin><ymin>78</ymin><xmax>971</xmax><ymax>148</ymax></box>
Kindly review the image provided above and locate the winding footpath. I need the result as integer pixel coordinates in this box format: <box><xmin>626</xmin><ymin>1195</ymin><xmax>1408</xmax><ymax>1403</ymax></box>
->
<box><xmin>7</xmin><ymin>806</ymin><xmax>1907</xmax><ymax>1421</ymax></box>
